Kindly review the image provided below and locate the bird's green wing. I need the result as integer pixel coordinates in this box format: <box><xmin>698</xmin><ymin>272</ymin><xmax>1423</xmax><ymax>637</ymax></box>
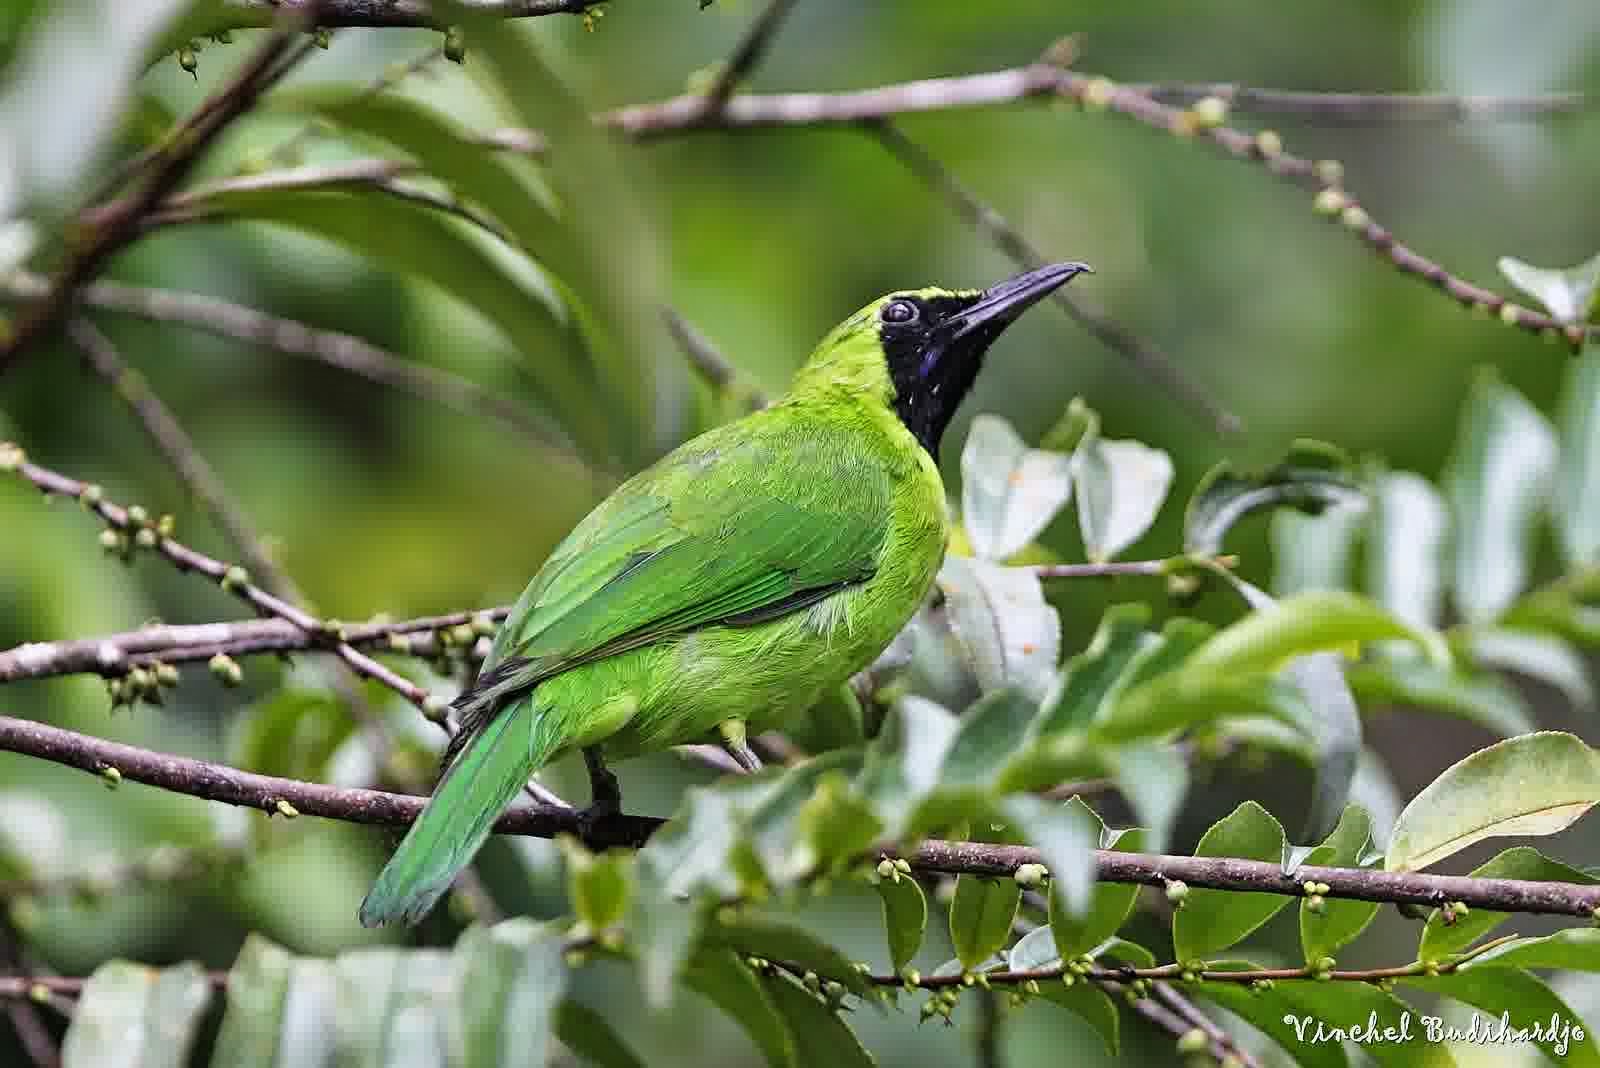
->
<box><xmin>450</xmin><ymin>418</ymin><xmax>892</xmax><ymax>753</ymax></box>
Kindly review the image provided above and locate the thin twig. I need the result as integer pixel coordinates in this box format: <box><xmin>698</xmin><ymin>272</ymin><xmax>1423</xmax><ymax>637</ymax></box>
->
<box><xmin>869</xmin><ymin>120</ymin><xmax>1240</xmax><ymax>435</ymax></box>
<box><xmin>1152</xmin><ymin>982</ymin><xmax>1261</xmax><ymax>1068</ymax></box>
<box><xmin>1128</xmin><ymin>82</ymin><xmax>1588</xmax><ymax>123</ymax></box>
<box><xmin>210</xmin><ymin>0</ymin><xmax>606</xmax><ymax>30</ymax></box>
<box><xmin>699</xmin><ymin>0</ymin><xmax>802</xmax><ymax>120</ymax></box>
<box><xmin>70</xmin><ymin>320</ymin><xmax>288</xmax><ymax>596</ymax></box>
<box><xmin>0</xmin><ymin>274</ymin><xmax>578</xmax><ymax>462</ymax></box>
<box><xmin>0</xmin><ymin>559</ymin><xmax>1184</xmax><ymax>684</ymax></box>
<box><xmin>0</xmin><ymin>23</ymin><xmax>316</xmax><ymax>374</ymax></box>
<box><xmin>0</xmin><ymin>925</ymin><xmax>59</xmax><ymax>1068</ymax></box>
<box><xmin>4</xmin><ymin>713</ymin><xmax>1599</xmax><ymax>917</ymax></box>
<box><xmin>4</xmin><ymin>450</ymin><xmax>433</xmax><ymax>708</ymax></box>
<box><xmin>660</xmin><ymin>306</ymin><xmax>767</xmax><ymax>409</ymax></box>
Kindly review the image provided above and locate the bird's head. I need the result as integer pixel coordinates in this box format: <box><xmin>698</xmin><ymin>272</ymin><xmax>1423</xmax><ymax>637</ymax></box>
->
<box><xmin>793</xmin><ymin>262</ymin><xmax>1092</xmax><ymax>455</ymax></box>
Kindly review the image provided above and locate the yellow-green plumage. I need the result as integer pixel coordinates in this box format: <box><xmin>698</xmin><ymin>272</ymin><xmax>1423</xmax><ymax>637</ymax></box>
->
<box><xmin>360</xmin><ymin>266</ymin><xmax>1088</xmax><ymax>927</ymax></box>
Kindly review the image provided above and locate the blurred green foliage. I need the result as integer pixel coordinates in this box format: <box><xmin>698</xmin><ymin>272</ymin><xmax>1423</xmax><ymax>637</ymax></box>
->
<box><xmin>2</xmin><ymin>2</ymin><xmax>1600</xmax><ymax>1066</ymax></box>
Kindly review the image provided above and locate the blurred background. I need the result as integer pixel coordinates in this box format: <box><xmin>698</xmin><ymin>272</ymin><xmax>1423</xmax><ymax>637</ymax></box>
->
<box><xmin>2</xmin><ymin>1</ymin><xmax>1600</xmax><ymax>1065</ymax></box>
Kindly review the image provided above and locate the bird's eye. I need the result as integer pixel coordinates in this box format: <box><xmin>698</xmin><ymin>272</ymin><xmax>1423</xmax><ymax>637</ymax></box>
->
<box><xmin>880</xmin><ymin>299</ymin><xmax>919</xmax><ymax>324</ymax></box>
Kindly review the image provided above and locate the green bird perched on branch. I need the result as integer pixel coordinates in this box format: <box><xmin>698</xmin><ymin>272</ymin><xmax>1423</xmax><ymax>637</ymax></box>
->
<box><xmin>360</xmin><ymin>262</ymin><xmax>1091</xmax><ymax>927</ymax></box>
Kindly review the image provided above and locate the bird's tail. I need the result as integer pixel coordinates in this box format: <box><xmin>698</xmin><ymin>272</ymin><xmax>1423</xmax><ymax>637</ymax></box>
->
<box><xmin>359</xmin><ymin>693</ymin><xmax>560</xmax><ymax>927</ymax></box>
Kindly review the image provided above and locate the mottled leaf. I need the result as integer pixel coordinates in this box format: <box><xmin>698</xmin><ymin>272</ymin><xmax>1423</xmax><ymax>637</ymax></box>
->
<box><xmin>1387</xmin><ymin>732</ymin><xmax>1600</xmax><ymax>871</ymax></box>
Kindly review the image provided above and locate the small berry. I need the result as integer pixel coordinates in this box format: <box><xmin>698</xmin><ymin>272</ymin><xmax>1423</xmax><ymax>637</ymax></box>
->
<box><xmin>0</xmin><ymin>442</ymin><xmax>24</xmax><ymax>472</ymax></box>
<box><xmin>275</xmin><ymin>799</ymin><xmax>299</xmax><ymax>819</ymax></box>
<box><xmin>388</xmin><ymin>633</ymin><xmax>413</xmax><ymax>654</ymax></box>
<box><xmin>1499</xmin><ymin>302</ymin><xmax>1524</xmax><ymax>326</ymax></box>
<box><xmin>125</xmin><ymin>505</ymin><xmax>148</xmax><ymax>527</ymax></box>
<box><xmin>1176</xmin><ymin>1028</ymin><xmax>1208</xmax><ymax>1054</ymax></box>
<box><xmin>1254</xmin><ymin>129</ymin><xmax>1283</xmax><ymax>157</ymax></box>
<box><xmin>1339</xmin><ymin>204</ymin><xmax>1370</xmax><ymax>230</ymax></box>
<box><xmin>79</xmin><ymin>483</ymin><xmax>103</xmax><ymax>506</ymax></box>
<box><xmin>1082</xmin><ymin>77</ymin><xmax>1116</xmax><ymax>111</ymax></box>
<box><xmin>876</xmin><ymin>858</ymin><xmax>896</xmax><ymax>880</ymax></box>
<box><xmin>1314</xmin><ymin>158</ymin><xmax>1344</xmax><ymax>185</ymax></box>
<box><xmin>134</xmin><ymin>527</ymin><xmax>157</xmax><ymax>549</ymax></box>
<box><xmin>1165</xmin><ymin>879</ymin><xmax>1189</xmax><ymax>906</ymax></box>
<box><xmin>99</xmin><ymin>528</ymin><xmax>124</xmax><ymax>553</ymax></box>
<box><xmin>1013</xmin><ymin>863</ymin><xmax>1048</xmax><ymax>888</ymax></box>
<box><xmin>444</xmin><ymin>26</ymin><xmax>466</xmax><ymax>62</ymax></box>
<box><xmin>209</xmin><ymin>652</ymin><xmax>243</xmax><ymax>686</ymax></box>
<box><xmin>221</xmin><ymin>565</ymin><xmax>249</xmax><ymax>592</ymax></box>
<box><xmin>1313</xmin><ymin>189</ymin><xmax>1348</xmax><ymax>216</ymax></box>
<box><xmin>177</xmin><ymin>46</ymin><xmax>198</xmax><ymax>78</ymax></box>
<box><xmin>1191</xmin><ymin>95</ymin><xmax>1228</xmax><ymax>127</ymax></box>
<box><xmin>100</xmin><ymin>765</ymin><xmax>122</xmax><ymax>788</ymax></box>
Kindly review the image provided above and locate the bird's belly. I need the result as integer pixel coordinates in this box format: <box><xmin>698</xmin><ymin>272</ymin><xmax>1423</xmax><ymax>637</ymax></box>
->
<box><xmin>543</xmin><ymin>520</ymin><xmax>945</xmax><ymax>761</ymax></box>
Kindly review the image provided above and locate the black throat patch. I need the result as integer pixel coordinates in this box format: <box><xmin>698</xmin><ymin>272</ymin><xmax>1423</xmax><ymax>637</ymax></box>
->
<box><xmin>880</xmin><ymin>294</ymin><xmax>999</xmax><ymax>456</ymax></box>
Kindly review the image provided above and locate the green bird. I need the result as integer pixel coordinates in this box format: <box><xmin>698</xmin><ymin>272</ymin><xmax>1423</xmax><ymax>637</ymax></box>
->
<box><xmin>360</xmin><ymin>262</ymin><xmax>1090</xmax><ymax>927</ymax></box>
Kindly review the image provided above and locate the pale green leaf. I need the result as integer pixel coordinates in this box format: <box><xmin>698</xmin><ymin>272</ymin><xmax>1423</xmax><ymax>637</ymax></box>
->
<box><xmin>938</xmin><ymin>556</ymin><xmax>1060</xmax><ymax>702</ymax></box>
<box><xmin>960</xmin><ymin>414</ymin><xmax>1074</xmax><ymax>561</ymax></box>
<box><xmin>1071</xmin><ymin>435</ymin><xmax>1173</xmax><ymax>561</ymax></box>
<box><xmin>1174</xmin><ymin>802</ymin><xmax>1292</xmax><ymax>962</ymax></box>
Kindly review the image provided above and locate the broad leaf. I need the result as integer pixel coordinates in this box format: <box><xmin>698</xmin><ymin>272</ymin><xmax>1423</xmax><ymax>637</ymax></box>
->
<box><xmin>1418</xmin><ymin>847</ymin><xmax>1598</xmax><ymax>961</ymax></box>
<box><xmin>711</xmin><ymin>916</ymin><xmax>868</xmax><ymax>996</ymax></box>
<box><xmin>1298</xmin><ymin>806</ymin><xmax>1380</xmax><ymax>963</ymax></box>
<box><xmin>555</xmin><ymin>1001</ymin><xmax>645</xmax><ymax>1068</ymax></box>
<box><xmin>1405</xmin><ymin>968</ymin><xmax>1600</xmax><ymax>1067</ymax></box>
<box><xmin>1112</xmin><ymin>742</ymin><xmax>1188</xmax><ymax>853</ymax></box>
<box><xmin>1037</xmin><ymin>980</ymin><xmax>1120</xmax><ymax>1056</ymax></box>
<box><xmin>211</xmin><ymin>934</ymin><xmax>293</xmax><ymax>1066</ymax></box>
<box><xmin>938</xmin><ymin>555</ymin><xmax>1060</xmax><ymax>702</ymax></box>
<box><xmin>1173</xmin><ymin>802</ymin><xmax>1291</xmax><ymax>961</ymax></box>
<box><xmin>1184</xmin><ymin>590</ymin><xmax>1448</xmax><ymax>675</ymax></box>
<box><xmin>1444</xmin><ymin>371</ymin><xmax>1557</xmax><ymax>622</ymax></box>
<box><xmin>1346</xmin><ymin>658</ymin><xmax>1535</xmax><ymax>738</ymax></box>
<box><xmin>1461</xmin><ymin>927</ymin><xmax>1600</xmax><ymax>972</ymax></box>
<box><xmin>1386</xmin><ymin>732</ymin><xmax>1600</xmax><ymax>871</ymax></box>
<box><xmin>1556</xmin><ymin>348</ymin><xmax>1600</xmax><ymax>566</ymax></box>
<box><xmin>939</xmin><ymin>689</ymin><xmax>1038</xmax><ymax>791</ymax></box>
<box><xmin>948</xmin><ymin>875</ymin><xmax>1021</xmax><ymax>971</ymax></box>
<box><xmin>1047</xmin><ymin>799</ymin><xmax>1145</xmax><ymax>958</ymax></box>
<box><xmin>1071</xmin><ymin>434</ymin><xmax>1173</xmax><ymax>561</ymax></box>
<box><xmin>1001</xmin><ymin>795</ymin><xmax>1098</xmax><ymax>918</ymax></box>
<box><xmin>1185</xmin><ymin>440</ymin><xmax>1361</xmax><ymax>555</ymax></box>
<box><xmin>451</xmin><ymin>920</ymin><xmax>568</xmax><ymax>1068</ymax></box>
<box><xmin>1498</xmin><ymin>252</ymin><xmax>1600</xmax><ymax>324</ymax></box>
<box><xmin>876</xmin><ymin>870</ymin><xmax>928</xmax><ymax>973</ymax></box>
<box><xmin>61</xmin><ymin>961</ymin><xmax>211</xmax><ymax>1068</ymax></box>
<box><xmin>1367</xmin><ymin>470</ymin><xmax>1449</xmax><ymax>630</ymax></box>
<box><xmin>1469</xmin><ymin>628</ymin><xmax>1593</xmax><ymax>711</ymax></box>
<box><xmin>1032</xmin><ymin>604</ymin><xmax>1152</xmax><ymax>736</ymax></box>
<box><xmin>959</xmin><ymin>414</ymin><xmax>1074</xmax><ymax>561</ymax></box>
<box><xmin>684</xmin><ymin>948</ymin><xmax>797</xmax><ymax>1068</ymax></box>
<box><xmin>1272</xmin><ymin>500</ymin><xmax>1367</xmax><ymax>595</ymax></box>
<box><xmin>763</xmin><ymin>974</ymin><xmax>875</xmax><ymax>1068</ymax></box>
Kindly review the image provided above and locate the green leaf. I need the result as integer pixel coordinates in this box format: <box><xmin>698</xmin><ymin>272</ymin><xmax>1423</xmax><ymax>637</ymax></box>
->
<box><xmin>1418</xmin><ymin>846</ymin><xmax>1598</xmax><ymax>961</ymax></box>
<box><xmin>712</xmin><ymin>917</ymin><xmax>869</xmax><ymax>996</ymax></box>
<box><xmin>629</xmin><ymin>853</ymin><xmax>704</xmax><ymax>1009</ymax></box>
<box><xmin>684</xmin><ymin>948</ymin><xmax>797</xmax><ymax>1068</ymax></box>
<box><xmin>948</xmin><ymin>874</ymin><xmax>1022</xmax><ymax>971</ymax></box>
<box><xmin>1007</xmin><ymin>925</ymin><xmax>1061</xmax><ymax>971</ymax></box>
<box><xmin>267</xmin><ymin>86</ymin><xmax>561</xmax><ymax>259</ymax></box>
<box><xmin>560</xmin><ymin>839</ymin><xmax>632</xmax><ymax>934</ymax></box>
<box><xmin>960</xmin><ymin>414</ymin><xmax>1075</xmax><ymax>561</ymax></box>
<box><xmin>1194</xmin><ymin>976</ymin><xmax>1353</xmax><ymax>1068</ymax></box>
<box><xmin>1460</xmin><ymin>927</ymin><xmax>1600</xmax><ymax>972</ymax></box>
<box><xmin>1093</xmin><ymin>667</ymin><xmax>1311</xmax><ymax>744</ymax></box>
<box><xmin>555</xmin><ymin>1001</ymin><xmax>645</xmax><ymax>1068</ymax></box>
<box><xmin>1185</xmin><ymin>590</ymin><xmax>1449</xmax><ymax>675</ymax></box>
<box><xmin>460</xmin><ymin>8</ymin><xmax>667</xmax><ymax>465</ymax></box>
<box><xmin>60</xmin><ymin>961</ymin><xmax>211</xmax><ymax>1068</ymax></box>
<box><xmin>876</xmin><ymin>870</ymin><xmax>928</xmax><ymax>973</ymax></box>
<box><xmin>211</xmin><ymin>934</ymin><xmax>294</xmax><ymax>1067</ymax></box>
<box><xmin>763</xmin><ymin>974</ymin><xmax>875</xmax><ymax>1068</ymax></box>
<box><xmin>1047</xmin><ymin>800</ymin><xmax>1144</xmax><ymax>958</ymax></box>
<box><xmin>1272</xmin><ymin>500</ymin><xmax>1367</xmax><ymax>595</ymax></box>
<box><xmin>1071</xmin><ymin>435</ymin><xmax>1173</xmax><ymax>561</ymax></box>
<box><xmin>1032</xmin><ymin>603</ymin><xmax>1152</xmax><ymax>735</ymax></box>
<box><xmin>1001</xmin><ymin>795</ymin><xmax>1099</xmax><ymax>918</ymax></box>
<box><xmin>1367</xmin><ymin>470</ymin><xmax>1449</xmax><ymax>630</ymax></box>
<box><xmin>1405</xmin><ymin>967</ymin><xmax>1600</xmax><ymax>1067</ymax></box>
<box><xmin>451</xmin><ymin>920</ymin><xmax>568</xmax><ymax>1068</ymax></box>
<box><xmin>196</xmin><ymin>189</ymin><xmax>597</xmax><ymax>454</ymax></box>
<box><xmin>1386</xmin><ymin>732</ymin><xmax>1600</xmax><ymax>871</ymax></box>
<box><xmin>1094</xmin><ymin>937</ymin><xmax>1158</xmax><ymax>969</ymax></box>
<box><xmin>1556</xmin><ymin>348</ymin><xmax>1600</xmax><ymax>566</ymax></box>
<box><xmin>937</xmin><ymin>556</ymin><xmax>1060</xmax><ymax>702</ymax></box>
<box><xmin>1185</xmin><ymin>440</ymin><xmax>1362</xmax><ymax>555</ymax></box>
<box><xmin>939</xmin><ymin>689</ymin><xmax>1039</xmax><ymax>790</ymax></box>
<box><xmin>1288</xmin><ymin>651</ymin><xmax>1364</xmax><ymax>841</ymax></box>
<box><xmin>1498</xmin><ymin>252</ymin><xmax>1600</xmax><ymax>324</ymax></box>
<box><xmin>1037</xmin><ymin>980</ymin><xmax>1120</xmax><ymax>1056</ymax></box>
<box><xmin>1298</xmin><ymin>806</ymin><xmax>1380</xmax><ymax>963</ymax></box>
<box><xmin>1173</xmin><ymin>802</ymin><xmax>1291</xmax><ymax>961</ymax></box>
<box><xmin>1346</xmin><ymin>658</ymin><xmax>1535</xmax><ymax>738</ymax></box>
<box><xmin>1444</xmin><ymin>370</ymin><xmax>1558</xmax><ymax>622</ymax></box>
<box><xmin>1469</xmin><ymin>628</ymin><xmax>1594</xmax><ymax>711</ymax></box>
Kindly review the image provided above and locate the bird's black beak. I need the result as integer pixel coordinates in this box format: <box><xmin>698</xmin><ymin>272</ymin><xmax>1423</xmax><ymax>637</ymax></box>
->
<box><xmin>943</xmin><ymin>261</ymin><xmax>1093</xmax><ymax>341</ymax></box>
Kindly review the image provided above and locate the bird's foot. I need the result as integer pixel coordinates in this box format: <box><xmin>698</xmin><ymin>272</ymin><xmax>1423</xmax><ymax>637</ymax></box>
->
<box><xmin>577</xmin><ymin>746</ymin><xmax>640</xmax><ymax>849</ymax></box>
<box><xmin>718</xmin><ymin>718</ymin><xmax>764</xmax><ymax>774</ymax></box>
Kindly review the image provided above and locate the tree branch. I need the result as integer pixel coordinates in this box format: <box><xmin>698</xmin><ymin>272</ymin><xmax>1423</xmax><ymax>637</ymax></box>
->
<box><xmin>0</xmin><ymin>22</ymin><xmax>316</xmax><ymax>375</ymax></box>
<box><xmin>699</xmin><ymin>0</ymin><xmax>802</xmax><ymax>120</ymax></box>
<box><xmin>3</xmin><ymin>713</ymin><xmax>1597</xmax><ymax>917</ymax></box>
<box><xmin>1</xmin><ymin>450</ymin><xmax>436</xmax><ymax>710</ymax></box>
<box><xmin>214</xmin><ymin>0</ymin><xmax>606</xmax><ymax>29</ymax></box>
<box><xmin>0</xmin><ymin>273</ymin><xmax>577</xmax><ymax>462</ymax></box>
<box><xmin>1129</xmin><ymin>82</ymin><xmax>1589</xmax><ymax>122</ymax></box>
